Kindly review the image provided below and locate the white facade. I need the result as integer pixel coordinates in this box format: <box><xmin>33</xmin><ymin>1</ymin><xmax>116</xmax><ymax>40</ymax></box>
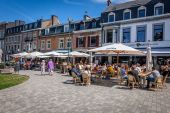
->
<box><xmin>102</xmin><ymin>14</ymin><xmax>170</xmax><ymax>52</ymax></box>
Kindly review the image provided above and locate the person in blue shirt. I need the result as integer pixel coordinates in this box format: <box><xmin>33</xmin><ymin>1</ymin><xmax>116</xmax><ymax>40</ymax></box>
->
<box><xmin>146</xmin><ymin>67</ymin><xmax>162</xmax><ymax>88</ymax></box>
<box><xmin>120</xmin><ymin>65</ymin><xmax>128</xmax><ymax>79</ymax></box>
<box><xmin>71</xmin><ymin>64</ymin><xmax>83</xmax><ymax>82</ymax></box>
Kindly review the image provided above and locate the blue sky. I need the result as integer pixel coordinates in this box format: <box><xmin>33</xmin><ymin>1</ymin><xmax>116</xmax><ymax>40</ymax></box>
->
<box><xmin>0</xmin><ymin>0</ymin><xmax>131</xmax><ymax>24</ymax></box>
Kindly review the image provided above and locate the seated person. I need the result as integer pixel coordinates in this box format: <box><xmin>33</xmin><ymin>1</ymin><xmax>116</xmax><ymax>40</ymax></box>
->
<box><xmin>131</xmin><ymin>66</ymin><xmax>139</xmax><ymax>83</ymax></box>
<box><xmin>93</xmin><ymin>65</ymin><xmax>99</xmax><ymax>72</ymax></box>
<box><xmin>120</xmin><ymin>65</ymin><xmax>128</xmax><ymax>79</ymax></box>
<box><xmin>107</xmin><ymin>65</ymin><xmax>114</xmax><ymax>74</ymax></box>
<box><xmin>146</xmin><ymin>67</ymin><xmax>162</xmax><ymax>88</ymax></box>
<box><xmin>71</xmin><ymin>65</ymin><xmax>83</xmax><ymax>82</ymax></box>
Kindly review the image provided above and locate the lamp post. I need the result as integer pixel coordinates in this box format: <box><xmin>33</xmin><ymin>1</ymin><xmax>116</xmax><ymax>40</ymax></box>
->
<box><xmin>67</xmin><ymin>18</ymin><xmax>72</xmax><ymax>64</ymax></box>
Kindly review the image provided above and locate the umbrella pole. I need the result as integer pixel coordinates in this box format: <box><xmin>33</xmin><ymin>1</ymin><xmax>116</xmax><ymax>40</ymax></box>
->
<box><xmin>117</xmin><ymin>52</ymin><xmax>119</xmax><ymax>65</ymax></box>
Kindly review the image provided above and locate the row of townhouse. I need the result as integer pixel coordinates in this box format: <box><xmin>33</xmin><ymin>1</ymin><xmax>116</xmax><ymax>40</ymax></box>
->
<box><xmin>2</xmin><ymin>0</ymin><xmax>170</xmax><ymax>65</ymax></box>
<box><xmin>4</xmin><ymin>15</ymin><xmax>60</xmax><ymax>61</ymax></box>
<box><xmin>38</xmin><ymin>16</ymin><xmax>101</xmax><ymax>53</ymax></box>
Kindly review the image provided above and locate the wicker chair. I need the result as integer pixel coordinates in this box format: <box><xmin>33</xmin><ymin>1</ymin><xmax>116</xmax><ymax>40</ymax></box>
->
<box><xmin>82</xmin><ymin>73</ymin><xmax>91</xmax><ymax>86</ymax></box>
<box><xmin>71</xmin><ymin>72</ymin><xmax>81</xmax><ymax>84</ymax></box>
<box><xmin>150</xmin><ymin>77</ymin><xmax>163</xmax><ymax>91</ymax></box>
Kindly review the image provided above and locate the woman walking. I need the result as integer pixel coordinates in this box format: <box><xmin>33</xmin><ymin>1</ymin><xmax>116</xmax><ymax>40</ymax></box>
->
<box><xmin>48</xmin><ymin>59</ymin><xmax>54</xmax><ymax>76</ymax></box>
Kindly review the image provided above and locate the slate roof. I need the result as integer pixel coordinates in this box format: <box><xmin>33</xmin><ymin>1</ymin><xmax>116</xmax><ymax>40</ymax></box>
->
<box><xmin>104</xmin><ymin>0</ymin><xmax>152</xmax><ymax>12</ymax></box>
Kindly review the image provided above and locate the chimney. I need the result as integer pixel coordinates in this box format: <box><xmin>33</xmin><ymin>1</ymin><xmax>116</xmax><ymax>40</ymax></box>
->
<box><xmin>15</xmin><ymin>20</ymin><xmax>25</xmax><ymax>26</ymax></box>
<box><xmin>51</xmin><ymin>15</ymin><xmax>60</xmax><ymax>25</ymax></box>
<box><xmin>107</xmin><ymin>0</ymin><xmax>112</xmax><ymax>6</ymax></box>
<box><xmin>15</xmin><ymin>20</ymin><xmax>20</xmax><ymax>26</ymax></box>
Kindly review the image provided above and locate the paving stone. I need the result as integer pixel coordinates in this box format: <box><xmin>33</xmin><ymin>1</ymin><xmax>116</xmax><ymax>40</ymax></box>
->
<box><xmin>0</xmin><ymin>70</ymin><xmax>169</xmax><ymax>113</ymax></box>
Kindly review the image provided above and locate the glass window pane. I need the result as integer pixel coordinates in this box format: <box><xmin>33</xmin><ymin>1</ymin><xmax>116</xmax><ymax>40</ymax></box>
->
<box><xmin>107</xmin><ymin>30</ymin><xmax>113</xmax><ymax>43</ymax></box>
<box><xmin>109</xmin><ymin>15</ymin><xmax>115</xmax><ymax>22</ymax></box>
<box><xmin>124</xmin><ymin>12</ymin><xmax>130</xmax><ymax>20</ymax></box>
<box><xmin>138</xmin><ymin>9</ymin><xmax>145</xmax><ymax>17</ymax></box>
<box><xmin>90</xmin><ymin>36</ymin><xmax>96</xmax><ymax>46</ymax></box>
<box><xmin>154</xmin><ymin>24</ymin><xmax>163</xmax><ymax>41</ymax></box>
<box><xmin>123</xmin><ymin>28</ymin><xmax>130</xmax><ymax>43</ymax></box>
<box><xmin>137</xmin><ymin>26</ymin><xmax>146</xmax><ymax>42</ymax></box>
<box><xmin>155</xmin><ymin>6</ymin><xmax>163</xmax><ymax>15</ymax></box>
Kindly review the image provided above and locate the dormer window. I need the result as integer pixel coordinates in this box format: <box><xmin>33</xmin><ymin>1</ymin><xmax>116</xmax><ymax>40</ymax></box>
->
<box><xmin>138</xmin><ymin>6</ymin><xmax>146</xmax><ymax>18</ymax></box>
<box><xmin>123</xmin><ymin>9</ymin><xmax>131</xmax><ymax>20</ymax></box>
<box><xmin>80</xmin><ymin>21</ymin><xmax>85</xmax><ymax>30</ymax></box>
<box><xmin>154</xmin><ymin>3</ymin><xmax>164</xmax><ymax>15</ymax></box>
<box><xmin>108</xmin><ymin>12</ymin><xmax>115</xmax><ymax>22</ymax></box>
<box><xmin>92</xmin><ymin>20</ymin><xmax>96</xmax><ymax>28</ymax></box>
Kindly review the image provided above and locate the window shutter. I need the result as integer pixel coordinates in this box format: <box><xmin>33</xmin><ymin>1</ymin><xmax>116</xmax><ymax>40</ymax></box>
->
<box><xmin>88</xmin><ymin>36</ymin><xmax>90</xmax><ymax>47</ymax></box>
<box><xmin>76</xmin><ymin>38</ymin><xmax>78</xmax><ymax>48</ymax></box>
<box><xmin>96</xmin><ymin>35</ymin><xmax>99</xmax><ymax>47</ymax></box>
<box><xmin>83</xmin><ymin>37</ymin><xmax>86</xmax><ymax>47</ymax></box>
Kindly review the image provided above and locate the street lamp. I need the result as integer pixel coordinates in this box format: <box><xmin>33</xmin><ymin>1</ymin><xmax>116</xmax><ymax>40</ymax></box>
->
<box><xmin>67</xmin><ymin>18</ymin><xmax>73</xmax><ymax>64</ymax></box>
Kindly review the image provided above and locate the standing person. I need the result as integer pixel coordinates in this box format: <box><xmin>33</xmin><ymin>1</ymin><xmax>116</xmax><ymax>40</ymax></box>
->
<box><xmin>48</xmin><ymin>59</ymin><xmax>54</xmax><ymax>76</ymax></box>
<box><xmin>41</xmin><ymin>60</ymin><xmax>46</xmax><ymax>75</ymax></box>
<box><xmin>14</xmin><ymin>61</ymin><xmax>20</xmax><ymax>74</ymax></box>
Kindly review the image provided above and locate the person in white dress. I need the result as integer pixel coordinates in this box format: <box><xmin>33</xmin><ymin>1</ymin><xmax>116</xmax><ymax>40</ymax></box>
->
<box><xmin>41</xmin><ymin>60</ymin><xmax>46</xmax><ymax>75</ymax></box>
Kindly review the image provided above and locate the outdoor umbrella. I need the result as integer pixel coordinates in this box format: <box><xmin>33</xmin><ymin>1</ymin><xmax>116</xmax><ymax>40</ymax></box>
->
<box><xmin>11</xmin><ymin>52</ymin><xmax>28</xmax><ymax>58</ymax></box>
<box><xmin>24</xmin><ymin>51</ymin><xmax>44</xmax><ymax>58</ymax></box>
<box><xmin>63</xmin><ymin>51</ymin><xmax>90</xmax><ymax>57</ymax></box>
<box><xmin>146</xmin><ymin>46</ymin><xmax>152</xmax><ymax>71</ymax></box>
<box><xmin>44</xmin><ymin>51</ymin><xmax>61</xmax><ymax>57</ymax></box>
<box><xmin>88</xmin><ymin>43</ymin><xmax>144</xmax><ymax>64</ymax></box>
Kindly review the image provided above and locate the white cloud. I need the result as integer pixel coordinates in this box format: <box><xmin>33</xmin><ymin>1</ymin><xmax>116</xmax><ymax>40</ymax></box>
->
<box><xmin>92</xmin><ymin>0</ymin><xmax>133</xmax><ymax>4</ymax></box>
<box><xmin>63</xmin><ymin>0</ymin><xmax>83</xmax><ymax>5</ymax></box>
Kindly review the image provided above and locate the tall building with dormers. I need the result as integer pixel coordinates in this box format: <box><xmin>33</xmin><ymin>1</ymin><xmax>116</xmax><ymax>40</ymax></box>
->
<box><xmin>99</xmin><ymin>0</ymin><xmax>170</xmax><ymax>65</ymax></box>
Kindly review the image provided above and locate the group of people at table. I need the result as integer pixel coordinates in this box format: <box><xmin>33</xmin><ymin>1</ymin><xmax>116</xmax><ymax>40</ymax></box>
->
<box><xmin>69</xmin><ymin>62</ymin><xmax>169</xmax><ymax>89</ymax></box>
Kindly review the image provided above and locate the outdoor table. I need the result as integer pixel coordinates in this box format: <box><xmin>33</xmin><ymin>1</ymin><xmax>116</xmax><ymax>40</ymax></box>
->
<box><xmin>138</xmin><ymin>72</ymin><xmax>152</xmax><ymax>88</ymax></box>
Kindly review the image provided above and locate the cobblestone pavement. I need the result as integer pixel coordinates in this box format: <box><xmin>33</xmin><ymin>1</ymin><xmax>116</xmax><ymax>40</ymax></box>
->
<box><xmin>0</xmin><ymin>70</ymin><xmax>170</xmax><ymax>113</ymax></box>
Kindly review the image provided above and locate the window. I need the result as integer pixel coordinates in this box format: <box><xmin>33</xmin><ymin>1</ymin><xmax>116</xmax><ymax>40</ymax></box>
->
<box><xmin>34</xmin><ymin>23</ymin><xmax>38</xmax><ymax>28</ymax></box>
<box><xmin>90</xmin><ymin>36</ymin><xmax>96</xmax><ymax>47</ymax></box>
<box><xmin>25</xmin><ymin>25</ymin><xmax>28</xmax><ymax>30</ymax></box>
<box><xmin>153</xmin><ymin>24</ymin><xmax>164</xmax><ymax>41</ymax></box>
<box><xmin>154</xmin><ymin>3</ymin><xmax>164</xmax><ymax>15</ymax></box>
<box><xmin>67</xmin><ymin>38</ymin><xmax>71</xmax><ymax>48</ymax></box>
<box><xmin>64</xmin><ymin>25</ymin><xmax>69</xmax><ymax>32</ymax></box>
<box><xmin>41</xmin><ymin>29</ymin><xmax>45</xmax><ymax>36</ymax></box>
<box><xmin>50</xmin><ymin>27</ymin><xmax>56</xmax><ymax>34</ymax></box>
<box><xmin>138</xmin><ymin>6</ymin><xmax>146</xmax><ymax>18</ymax></box>
<box><xmin>92</xmin><ymin>22</ymin><xmax>96</xmax><ymax>28</ymax></box>
<box><xmin>137</xmin><ymin>26</ymin><xmax>146</xmax><ymax>42</ymax></box>
<box><xmin>46</xmin><ymin>40</ymin><xmax>51</xmax><ymax>49</ymax></box>
<box><xmin>108</xmin><ymin>12</ymin><xmax>115</xmax><ymax>22</ymax></box>
<box><xmin>123</xmin><ymin>28</ymin><xmax>131</xmax><ymax>43</ymax></box>
<box><xmin>106</xmin><ymin>30</ymin><xmax>113</xmax><ymax>43</ymax></box>
<box><xmin>41</xmin><ymin>40</ymin><xmax>45</xmax><ymax>50</ymax></box>
<box><xmin>124</xmin><ymin>9</ymin><xmax>131</xmax><ymax>20</ymax></box>
<box><xmin>45</xmin><ymin>29</ymin><xmax>49</xmax><ymax>35</ymax></box>
<box><xmin>78</xmin><ymin>37</ymin><xmax>84</xmax><ymax>47</ymax></box>
<box><xmin>59</xmin><ymin>39</ymin><xmax>64</xmax><ymax>49</ymax></box>
<box><xmin>80</xmin><ymin>23</ymin><xmax>85</xmax><ymax>30</ymax></box>
<box><xmin>33</xmin><ymin>42</ymin><xmax>36</xmax><ymax>50</ymax></box>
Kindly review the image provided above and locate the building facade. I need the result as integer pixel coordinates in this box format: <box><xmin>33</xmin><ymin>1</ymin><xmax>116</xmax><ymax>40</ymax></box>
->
<box><xmin>99</xmin><ymin>0</ymin><xmax>170</xmax><ymax>65</ymax></box>
<box><xmin>4</xmin><ymin>15</ymin><xmax>60</xmax><ymax>61</ymax></box>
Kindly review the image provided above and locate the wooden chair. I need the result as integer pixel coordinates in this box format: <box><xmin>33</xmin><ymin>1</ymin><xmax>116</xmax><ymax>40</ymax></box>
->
<box><xmin>150</xmin><ymin>77</ymin><xmax>163</xmax><ymax>91</ymax></box>
<box><xmin>82</xmin><ymin>73</ymin><xmax>91</xmax><ymax>86</ymax></box>
<box><xmin>128</xmin><ymin>75</ymin><xmax>139</xmax><ymax>89</ymax></box>
<box><xmin>71</xmin><ymin>72</ymin><xmax>81</xmax><ymax>84</ymax></box>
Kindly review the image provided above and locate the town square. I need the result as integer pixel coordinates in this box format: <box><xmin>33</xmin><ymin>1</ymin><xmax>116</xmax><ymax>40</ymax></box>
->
<box><xmin>0</xmin><ymin>0</ymin><xmax>170</xmax><ymax>113</ymax></box>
